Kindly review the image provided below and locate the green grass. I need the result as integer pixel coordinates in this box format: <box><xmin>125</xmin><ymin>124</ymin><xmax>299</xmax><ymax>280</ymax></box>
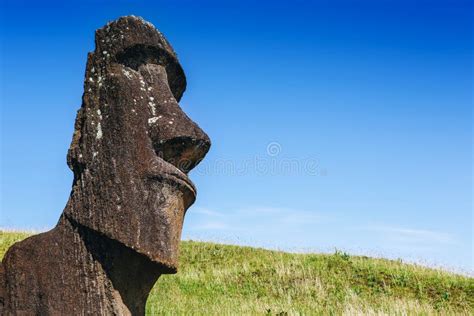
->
<box><xmin>1</xmin><ymin>231</ymin><xmax>472</xmax><ymax>315</ymax></box>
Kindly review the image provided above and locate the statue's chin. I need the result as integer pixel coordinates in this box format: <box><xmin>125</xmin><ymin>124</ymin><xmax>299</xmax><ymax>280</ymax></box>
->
<box><xmin>126</xmin><ymin>184</ymin><xmax>186</xmax><ymax>272</ymax></box>
<box><xmin>146</xmin><ymin>254</ymin><xmax>179</xmax><ymax>274</ymax></box>
<box><xmin>64</xmin><ymin>181</ymin><xmax>187</xmax><ymax>273</ymax></box>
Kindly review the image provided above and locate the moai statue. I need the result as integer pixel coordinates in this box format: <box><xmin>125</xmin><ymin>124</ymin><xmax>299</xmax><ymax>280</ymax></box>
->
<box><xmin>0</xmin><ymin>16</ymin><xmax>210</xmax><ymax>315</ymax></box>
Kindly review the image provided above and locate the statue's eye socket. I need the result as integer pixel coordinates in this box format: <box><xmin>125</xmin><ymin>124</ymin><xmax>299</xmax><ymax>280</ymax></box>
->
<box><xmin>115</xmin><ymin>44</ymin><xmax>168</xmax><ymax>70</ymax></box>
<box><xmin>114</xmin><ymin>44</ymin><xmax>186</xmax><ymax>102</ymax></box>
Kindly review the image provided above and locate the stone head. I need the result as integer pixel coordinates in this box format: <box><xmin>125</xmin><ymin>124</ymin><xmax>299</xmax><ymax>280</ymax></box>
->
<box><xmin>65</xmin><ymin>16</ymin><xmax>210</xmax><ymax>271</ymax></box>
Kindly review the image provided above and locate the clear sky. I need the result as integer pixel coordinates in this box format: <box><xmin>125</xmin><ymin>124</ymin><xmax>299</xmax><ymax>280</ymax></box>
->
<box><xmin>1</xmin><ymin>0</ymin><xmax>472</xmax><ymax>272</ymax></box>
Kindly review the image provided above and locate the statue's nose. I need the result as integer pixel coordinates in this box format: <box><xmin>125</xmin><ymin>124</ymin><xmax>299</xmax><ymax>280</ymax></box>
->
<box><xmin>154</xmin><ymin>126</ymin><xmax>210</xmax><ymax>173</ymax></box>
<box><xmin>135</xmin><ymin>63</ymin><xmax>210</xmax><ymax>173</ymax></box>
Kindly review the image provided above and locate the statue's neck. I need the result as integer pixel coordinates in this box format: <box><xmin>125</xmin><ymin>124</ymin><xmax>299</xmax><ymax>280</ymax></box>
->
<box><xmin>56</xmin><ymin>215</ymin><xmax>162</xmax><ymax>315</ymax></box>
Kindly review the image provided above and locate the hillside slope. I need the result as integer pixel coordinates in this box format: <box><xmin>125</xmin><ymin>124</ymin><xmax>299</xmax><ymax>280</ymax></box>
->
<box><xmin>1</xmin><ymin>231</ymin><xmax>472</xmax><ymax>315</ymax></box>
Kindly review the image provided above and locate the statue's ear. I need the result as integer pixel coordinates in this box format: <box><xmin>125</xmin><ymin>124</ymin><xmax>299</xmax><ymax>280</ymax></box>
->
<box><xmin>67</xmin><ymin>52</ymin><xmax>96</xmax><ymax>177</ymax></box>
<box><xmin>67</xmin><ymin>107</ymin><xmax>86</xmax><ymax>177</ymax></box>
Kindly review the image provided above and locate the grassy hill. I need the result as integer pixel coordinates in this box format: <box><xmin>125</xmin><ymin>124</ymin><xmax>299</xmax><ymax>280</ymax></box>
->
<box><xmin>1</xmin><ymin>231</ymin><xmax>472</xmax><ymax>315</ymax></box>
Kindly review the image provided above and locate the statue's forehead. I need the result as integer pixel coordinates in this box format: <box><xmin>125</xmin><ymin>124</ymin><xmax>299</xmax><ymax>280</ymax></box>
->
<box><xmin>94</xmin><ymin>16</ymin><xmax>175</xmax><ymax>58</ymax></box>
<box><xmin>91</xmin><ymin>16</ymin><xmax>186</xmax><ymax>102</ymax></box>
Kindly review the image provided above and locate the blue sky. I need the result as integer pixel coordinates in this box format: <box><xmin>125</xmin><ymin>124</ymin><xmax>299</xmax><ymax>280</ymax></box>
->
<box><xmin>1</xmin><ymin>0</ymin><xmax>472</xmax><ymax>272</ymax></box>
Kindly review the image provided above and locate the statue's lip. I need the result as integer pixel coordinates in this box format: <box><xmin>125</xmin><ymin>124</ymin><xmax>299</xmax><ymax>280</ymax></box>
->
<box><xmin>161</xmin><ymin>169</ymin><xmax>196</xmax><ymax>197</ymax></box>
<box><xmin>146</xmin><ymin>157</ymin><xmax>197</xmax><ymax>198</ymax></box>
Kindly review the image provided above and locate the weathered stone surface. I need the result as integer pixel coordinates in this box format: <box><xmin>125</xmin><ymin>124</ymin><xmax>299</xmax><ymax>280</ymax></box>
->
<box><xmin>0</xmin><ymin>16</ymin><xmax>210</xmax><ymax>315</ymax></box>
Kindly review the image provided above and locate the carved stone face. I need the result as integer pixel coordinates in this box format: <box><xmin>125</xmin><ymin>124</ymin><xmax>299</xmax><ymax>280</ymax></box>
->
<box><xmin>65</xmin><ymin>16</ymin><xmax>210</xmax><ymax>271</ymax></box>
